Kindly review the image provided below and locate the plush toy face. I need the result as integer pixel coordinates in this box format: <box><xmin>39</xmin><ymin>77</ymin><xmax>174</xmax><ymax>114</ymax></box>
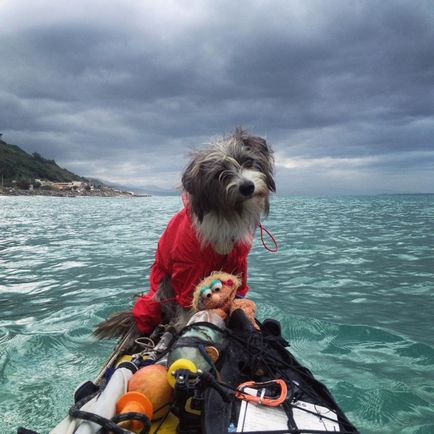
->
<box><xmin>192</xmin><ymin>272</ymin><xmax>240</xmax><ymax>311</ymax></box>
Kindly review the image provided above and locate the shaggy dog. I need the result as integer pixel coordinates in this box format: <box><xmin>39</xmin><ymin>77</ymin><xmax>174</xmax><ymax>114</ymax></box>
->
<box><xmin>94</xmin><ymin>128</ymin><xmax>275</xmax><ymax>339</ymax></box>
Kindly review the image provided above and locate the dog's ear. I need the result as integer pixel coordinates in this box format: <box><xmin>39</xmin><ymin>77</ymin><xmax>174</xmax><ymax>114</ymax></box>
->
<box><xmin>235</xmin><ymin>128</ymin><xmax>276</xmax><ymax>193</ymax></box>
<box><xmin>182</xmin><ymin>154</ymin><xmax>213</xmax><ymax>222</ymax></box>
<box><xmin>235</xmin><ymin>128</ymin><xmax>272</xmax><ymax>157</ymax></box>
<box><xmin>266</xmin><ymin>174</ymin><xmax>276</xmax><ymax>193</ymax></box>
<box><xmin>243</xmin><ymin>135</ymin><xmax>271</xmax><ymax>157</ymax></box>
<box><xmin>191</xmin><ymin>192</ymin><xmax>213</xmax><ymax>222</ymax></box>
<box><xmin>182</xmin><ymin>159</ymin><xmax>198</xmax><ymax>196</ymax></box>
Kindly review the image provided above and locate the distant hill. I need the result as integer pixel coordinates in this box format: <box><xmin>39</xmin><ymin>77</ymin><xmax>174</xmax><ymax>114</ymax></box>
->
<box><xmin>91</xmin><ymin>178</ymin><xmax>177</xmax><ymax>196</ymax></box>
<box><xmin>0</xmin><ymin>136</ymin><xmax>85</xmax><ymax>186</ymax></box>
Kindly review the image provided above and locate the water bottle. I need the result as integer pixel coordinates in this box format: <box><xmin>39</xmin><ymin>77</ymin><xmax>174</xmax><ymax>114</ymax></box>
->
<box><xmin>167</xmin><ymin>310</ymin><xmax>226</xmax><ymax>375</ymax></box>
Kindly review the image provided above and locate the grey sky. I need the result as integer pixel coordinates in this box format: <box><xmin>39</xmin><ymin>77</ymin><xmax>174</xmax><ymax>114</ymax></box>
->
<box><xmin>1</xmin><ymin>0</ymin><xmax>433</xmax><ymax>194</ymax></box>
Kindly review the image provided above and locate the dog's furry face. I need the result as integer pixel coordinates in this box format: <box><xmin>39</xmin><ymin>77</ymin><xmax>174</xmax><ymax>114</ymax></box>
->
<box><xmin>182</xmin><ymin>129</ymin><xmax>275</xmax><ymax>253</ymax></box>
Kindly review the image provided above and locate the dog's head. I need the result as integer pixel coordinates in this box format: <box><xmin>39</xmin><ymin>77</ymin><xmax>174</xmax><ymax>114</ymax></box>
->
<box><xmin>182</xmin><ymin>128</ymin><xmax>275</xmax><ymax>222</ymax></box>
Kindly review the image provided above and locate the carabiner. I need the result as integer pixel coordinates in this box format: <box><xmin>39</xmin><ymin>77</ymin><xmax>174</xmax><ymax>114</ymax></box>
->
<box><xmin>235</xmin><ymin>379</ymin><xmax>287</xmax><ymax>407</ymax></box>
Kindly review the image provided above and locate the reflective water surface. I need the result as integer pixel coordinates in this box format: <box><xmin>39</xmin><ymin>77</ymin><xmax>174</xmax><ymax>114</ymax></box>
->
<box><xmin>1</xmin><ymin>195</ymin><xmax>433</xmax><ymax>433</ymax></box>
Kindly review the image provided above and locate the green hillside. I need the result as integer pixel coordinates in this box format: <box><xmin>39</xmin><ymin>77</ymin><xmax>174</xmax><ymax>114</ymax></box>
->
<box><xmin>0</xmin><ymin>137</ymin><xmax>84</xmax><ymax>186</ymax></box>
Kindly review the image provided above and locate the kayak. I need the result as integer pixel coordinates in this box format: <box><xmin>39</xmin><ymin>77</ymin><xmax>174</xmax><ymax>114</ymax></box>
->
<box><xmin>19</xmin><ymin>309</ymin><xmax>359</xmax><ymax>434</ymax></box>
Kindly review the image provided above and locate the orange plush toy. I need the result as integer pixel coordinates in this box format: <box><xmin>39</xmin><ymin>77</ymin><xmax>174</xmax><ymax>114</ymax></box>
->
<box><xmin>191</xmin><ymin>271</ymin><xmax>258</xmax><ymax>329</ymax></box>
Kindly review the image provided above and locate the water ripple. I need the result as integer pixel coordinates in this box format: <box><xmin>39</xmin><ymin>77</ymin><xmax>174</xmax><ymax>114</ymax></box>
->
<box><xmin>1</xmin><ymin>195</ymin><xmax>434</xmax><ymax>433</ymax></box>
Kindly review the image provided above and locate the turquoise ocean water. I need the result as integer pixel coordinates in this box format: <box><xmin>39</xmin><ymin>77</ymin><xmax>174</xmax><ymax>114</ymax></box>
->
<box><xmin>0</xmin><ymin>195</ymin><xmax>433</xmax><ymax>434</ymax></box>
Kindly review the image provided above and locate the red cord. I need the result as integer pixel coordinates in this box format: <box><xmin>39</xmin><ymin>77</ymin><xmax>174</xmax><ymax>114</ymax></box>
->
<box><xmin>258</xmin><ymin>223</ymin><xmax>278</xmax><ymax>253</ymax></box>
<box><xmin>159</xmin><ymin>297</ymin><xmax>177</xmax><ymax>304</ymax></box>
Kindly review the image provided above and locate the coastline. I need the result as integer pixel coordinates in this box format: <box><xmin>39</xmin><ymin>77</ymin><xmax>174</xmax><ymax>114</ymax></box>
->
<box><xmin>0</xmin><ymin>186</ymin><xmax>150</xmax><ymax>198</ymax></box>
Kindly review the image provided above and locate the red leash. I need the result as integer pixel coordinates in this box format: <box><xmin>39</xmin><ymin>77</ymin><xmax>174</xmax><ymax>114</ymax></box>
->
<box><xmin>258</xmin><ymin>223</ymin><xmax>278</xmax><ymax>253</ymax></box>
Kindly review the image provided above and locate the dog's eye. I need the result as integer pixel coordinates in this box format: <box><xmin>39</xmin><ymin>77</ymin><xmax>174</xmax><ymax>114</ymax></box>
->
<box><xmin>216</xmin><ymin>170</ymin><xmax>230</xmax><ymax>181</ymax></box>
<box><xmin>210</xmin><ymin>280</ymin><xmax>222</xmax><ymax>292</ymax></box>
<box><xmin>243</xmin><ymin>158</ymin><xmax>254</xmax><ymax>168</ymax></box>
<box><xmin>201</xmin><ymin>288</ymin><xmax>212</xmax><ymax>299</ymax></box>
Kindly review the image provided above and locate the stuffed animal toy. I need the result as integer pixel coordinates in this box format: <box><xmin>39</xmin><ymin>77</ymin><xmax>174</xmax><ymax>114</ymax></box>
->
<box><xmin>191</xmin><ymin>271</ymin><xmax>258</xmax><ymax>329</ymax></box>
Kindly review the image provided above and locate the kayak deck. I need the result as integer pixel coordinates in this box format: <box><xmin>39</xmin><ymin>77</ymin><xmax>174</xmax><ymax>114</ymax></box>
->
<box><xmin>37</xmin><ymin>311</ymin><xmax>360</xmax><ymax>434</ymax></box>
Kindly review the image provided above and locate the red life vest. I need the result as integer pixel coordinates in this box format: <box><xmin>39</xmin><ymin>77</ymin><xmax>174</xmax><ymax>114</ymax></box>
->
<box><xmin>132</xmin><ymin>207</ymin><xmax>252</xmax><ymax>333</ymax></box>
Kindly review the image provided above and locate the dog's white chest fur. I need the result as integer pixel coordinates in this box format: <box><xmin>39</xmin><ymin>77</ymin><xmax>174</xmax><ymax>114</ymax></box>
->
<box><xmin>193</xmin><ymin>208</ymin><xmax>258</xmax><ymax>254</ymax></box>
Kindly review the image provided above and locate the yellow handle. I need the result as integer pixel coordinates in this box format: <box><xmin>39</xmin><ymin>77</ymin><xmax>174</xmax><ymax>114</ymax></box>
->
<box><xmin>166</xmin><ymin>359</ymin><xmax>197</xmax><ymax>388</ymax></box>
<box><xmin>115</xmin><ymin>354</ymin><xmax>133</xmax><ymax>367</ymax></box>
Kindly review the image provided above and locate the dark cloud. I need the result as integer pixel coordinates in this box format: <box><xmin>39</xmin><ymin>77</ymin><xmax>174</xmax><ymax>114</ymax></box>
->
<box><xmin>1</xmin><ymin>0</ymin><xmax>433</xmax><ymax>193</ymax></box>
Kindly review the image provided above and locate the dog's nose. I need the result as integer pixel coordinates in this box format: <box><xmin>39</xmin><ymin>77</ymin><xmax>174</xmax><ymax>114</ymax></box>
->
<box><xmin>239</xmin><ymin>180</ymin><xmax>255</xmax><ymax>197</ymax></box>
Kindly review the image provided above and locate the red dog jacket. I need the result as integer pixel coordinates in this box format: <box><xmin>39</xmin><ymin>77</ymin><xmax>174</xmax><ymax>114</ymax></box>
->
<box><xmin>132</xmin><ymin>207</ymin><xmax>252</xmax><ymax>333</ymax></box>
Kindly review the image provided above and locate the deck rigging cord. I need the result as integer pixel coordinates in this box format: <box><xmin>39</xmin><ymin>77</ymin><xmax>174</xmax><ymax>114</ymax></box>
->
<box><xmin>225</xmin><ymin>327</ymin><xmax>357</xmax><ymax>433</ymax></box>
<box><xmin>65</xmin><ymin>317</ymin><xmax>358</xmax><ymax>434</ymax></box>
<box><xmin>71</xmin><ymin>321</ymin><xmax>356</xmax><ymax>434</ymax></box>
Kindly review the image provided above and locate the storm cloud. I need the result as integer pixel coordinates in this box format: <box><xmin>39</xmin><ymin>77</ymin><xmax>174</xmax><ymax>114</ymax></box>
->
<box><xmin>1</xmin><ymin>0</ymin><xmax>433</xmax><ymax>194</ymax></box>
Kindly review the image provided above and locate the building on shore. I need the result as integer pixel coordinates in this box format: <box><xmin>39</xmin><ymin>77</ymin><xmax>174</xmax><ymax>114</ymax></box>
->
<box><xmin>34</xmin><ymin>179</ymin><xmax>88</xmax><ymax>191</ymax></box>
